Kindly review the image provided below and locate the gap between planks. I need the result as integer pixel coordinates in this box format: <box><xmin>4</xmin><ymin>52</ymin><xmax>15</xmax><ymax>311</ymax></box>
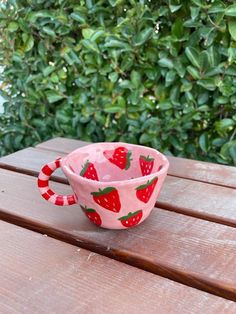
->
<box><xmin>1</xmin><ymin>169</ymin><xmax>236</xmax><ymax>302</ymax></box>
<box><xmin>2</xmin><ymin>220</ymin><xmax>236</xmax><ymax>314</ymax></box>
<box><xmin>1</xmin><ymin>209</ymin><xmax>236</xmax><ymax>303</ymax></box>
<box><xmin>0</xmin><ymin>161</ymin><xmax>235</xmax><ymax>229</ymax></box>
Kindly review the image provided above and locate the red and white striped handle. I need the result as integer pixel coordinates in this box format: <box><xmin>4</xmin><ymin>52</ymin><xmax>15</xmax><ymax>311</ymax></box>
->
<box><xmin>38</xmin><ymin>158</ymin><xmax>76</xmax><ymax>206</ymax></box>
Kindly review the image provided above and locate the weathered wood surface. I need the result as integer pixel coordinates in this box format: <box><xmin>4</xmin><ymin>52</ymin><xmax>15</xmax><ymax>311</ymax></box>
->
<box><xmin>4</xmin><ymin>222</ymin><xmax>235</xmax><ymax>314</ymax></box>
<box><xmin>36</xmin><ymin>137</ymin><xmax>236</xmax><ymax>188</ymax></box>
<box><xmin>1</xmin><ymin>147</ymin><xmax>235</xmax><ymax>228</ymax></box>
<box><xmin>1</xmin><ymin>169</ymin><xmax>236</xmax><ymax>300</ymax></box>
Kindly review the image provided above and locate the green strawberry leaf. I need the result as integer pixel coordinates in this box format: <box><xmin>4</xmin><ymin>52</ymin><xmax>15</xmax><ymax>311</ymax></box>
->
<box><xmin>140</xmin><ymin>155</ymin><xmax>154</xmax><ymax>162</ymax></box>
<box><xmin>80</xmin><ymin>160</ymin><xmax>89</xmax><ymax>176</ymax></box>
<box><xmin>125</xmin><ymin>150</ymin><xmax>132</xmax><ymax>170</ymax></box>
<box><xmin>91</xmin><ymin>187</ymin><xmax>116</xmax><ymax>196</ymax></box>
<box><xmin>80</xmin><ymin>205</ymin><xmax>95</xmax><ymax>213</ymax></box>
<box><xmin>118</xmin><ymin>210</ymin><xmax>142</xmax><ymax>221</ymax></box>
<box><xmin>136</xmin><ymin>176</ymin><xmax>158</xmax><ymax>190</ymax></box>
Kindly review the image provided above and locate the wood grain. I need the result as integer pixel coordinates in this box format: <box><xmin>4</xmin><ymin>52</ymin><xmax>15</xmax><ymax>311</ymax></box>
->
<box><xmin>157</xmin><ymin>176</ymin><xmax>236</xmax><ymax>227</ymax></box>
<box><xmin>36</xmin><ymin>137</ymin><xmax>236</xmax><ymax>188</ymax></box>
<box><xmin>4</xmin><ymin>222</ymin><xmax>235</xmax><ymax>314</ymax></box>
<box><xmin>1</xmin><ymin>169</ymin><xmax>236</xmax><ymax>301</ymax></box>
<box><xmin>1</xmin><ymin>147</ymin><xmax>235</xmax><ymax>228</ymax></box>
<box><xmin>167</xmin><ymin>156</ymin><xmax>236</xmax><ymax>189</ymax></box>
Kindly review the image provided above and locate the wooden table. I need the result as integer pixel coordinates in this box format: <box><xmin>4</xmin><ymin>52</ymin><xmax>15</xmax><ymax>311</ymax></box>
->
<box><xmin>1</xmin><ymin>137</ymin><xmax>236</xmax><ymax>313</ymax></box>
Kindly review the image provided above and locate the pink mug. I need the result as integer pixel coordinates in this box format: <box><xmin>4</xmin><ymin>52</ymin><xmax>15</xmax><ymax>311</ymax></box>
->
<box><xmin>38</xmin><ymin>142</ymin><xmax>169</xmax><ymax>229</ymax></box>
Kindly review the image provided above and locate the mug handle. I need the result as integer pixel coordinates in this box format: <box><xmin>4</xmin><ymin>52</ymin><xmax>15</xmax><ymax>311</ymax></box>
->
<box><xmin>38</xmin><ymin>157</ymin><xmax>76</xmax><ymax>206</ymax></box>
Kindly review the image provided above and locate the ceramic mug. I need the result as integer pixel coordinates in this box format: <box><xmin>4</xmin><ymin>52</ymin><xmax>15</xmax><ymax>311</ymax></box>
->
<box><xmin>38</xmin><ymin>142</ymin><xmax>169</xmax><ymax>229</ymax></box>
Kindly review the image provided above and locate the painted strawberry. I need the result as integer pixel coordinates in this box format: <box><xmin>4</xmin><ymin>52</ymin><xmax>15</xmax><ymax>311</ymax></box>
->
<box><xmin>118</xmin><ymin>210</ymin><xmax>143</xmax><ymax>228</ymax></box>
<box><xmin>139</xmin><ymin>155</ymin><xmax>154</xmax><ymax>176</ymax></box>
<box><xmin>103</xmin><ymin>147</ymin><xmax>132</xmax><ymax>170</ymax></box>
<box><xmin>81</xmin><ymin>205</ymin><xmax>102</xmax><ymax>226</ymax></box>
<box><xmin>80</xmin><ymin>160</ymin><xmax>98</xmax><ymax>181</ymax></box>
<box><xmin>136</xmin><ymin>177</ymin><xmax>158</xmax><ymax>203</ymax></box>
<box><xmin>91</xmin><ymin>187</ymin><xmax>121</xmax><ymax>212</ymax></box>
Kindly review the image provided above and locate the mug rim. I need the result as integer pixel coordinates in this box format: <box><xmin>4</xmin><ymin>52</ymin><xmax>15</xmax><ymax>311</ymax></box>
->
<box><xmin>61</xmin><ymin>142</ymin><xmax>169</xmax><ymax>186</ymax></box>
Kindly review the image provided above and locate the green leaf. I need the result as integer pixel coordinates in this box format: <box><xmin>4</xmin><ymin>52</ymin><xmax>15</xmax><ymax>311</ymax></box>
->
<box><xmin>108</xmin><ymin>72</ymin><xmax>118</xmax><ymax>82</ymax></box>
<box><xmin>104</xmin><ymin>39</ymin><xmax>131</xmax><ymax>50</ymax></box>
<box><xmin>81</xmin><ymin>39</ymin><xmax>99</xmax><ymax>53</ymax></box>
<box><xmin>27</xmin><ymin>10</ymin><xmax>53</xmax><ymax>22</ymax></box>
<box><xmin>199</xmin><ymin>133</ymin><xmax>209</xmax><ymax>153</ymax></box>
<box><xmin>215</xmin><ymin>119</ymin><xmax>235</xmax><ymax>135</ymax></box>
<box><xmin>45</xmin><ymin>90</ymin><xmax>65</xmax><ymax>103</ymax></box>
<box><xmin>70</xmin><ymin>12</ymin><xmax>86</xmax><ymax>23</ymax></box>
<box><xmin>24</xmin><ymin>35</ymin><xmax>34</xmax><ymax>52</ymax></box>
<box><xmin>43</xmin><ymin>66</ymin><xmax>55</xmax><ymax>77</ymax></box>
<box><xmin>187</xmin><ymin>66</ymin><xmax>200</xmax><ymax>79</ymax></box>
<box><xmin>208</xmin><ymin>3</ymin><xmax>225</xmax><ymax>13</ymax></box>
<box><xmin>220</xmin><ymin>140</ymin><xmax>236</xmax><ymax>165</ymax></box>
<box><xmin>108</xmin><ymin>0</ymin><xmax>117</xmax><ymax>7</ymax></box>
<box><xmin>8</xmin><ymin>22</ymin><xmax>19</xmax><ymax>32</ymax></box>
<box><xmin>169</xmin><ymin>4</ymin><xmax>182</xmax><ymax>13</ymax></box>
<box><xmin>225</xmin><ymin>4</ymin><xmax>236</xmax><ymax>17</ymax></box>
<box><xmin>199</xmin><ymin>51</ymin><xmax>210</xmax><ymax>70</ymax></box>
<box><xmin>185</xmin><ymin>47</ymin><xmax>200</xmax><ymax>69</ymax></box>
<box><xmin>190</xmin><ymin>6</ymin><xmax>200</xmax><ymax>20</ymax></box>
<box><xmin>91</xmin><ymin>30</ymin><xmax>105</xmax><ymax>41</ymax></box>
<box><xmin>131</xmin><ymin>70</ymin><xmax>141</xmax><ymax>88</ymax></box>
<box><xmin>133</xmin><ymin>28</ymin><xmax>153</xmax><ymax>46</ymax></box>
<box><xmin>228</xmin><ymin>21</ymin><xmax>236</xmax><ymax>41</ymax></box>
<box><xmin>165</xmin><ymin>70</ymin><xmax>176</xmax><ymax>85</ymax></box>
<box><xmin>82</xmin><ymin>28</ymin><xmax>94</xmax><ymax>39</ymax></box>
<box><xmin>104</xmin><ymin>106</ymin><xmax>123</xmax><ymax>113</ymax></box>
<box><xmin>197</xmin><ymin>78</ymin><xmax>217</xmax><ymax>91</ymax></box>
<box><xmin>172</xmin><ymin>18</ymin><xmax>184</xmax><ymax>39</ymax></box>
<box><xmin>158</xmin><ymin>58</ymin><xmax>174</xmax><ymax>69</ymax></box>
<box><xmin>42</xmin><ymin>27</ymin><xmax>56</xmax><ymax>37</ymax></box>
<box><xmin>159</xmin><ymin>101</ymin><xmax>172</xmax><ymax>111</ymax></box>
<box><xmin>86</xmin><ymin>0</ymin><xmax>93</xmax><ymax>9</ymax></box>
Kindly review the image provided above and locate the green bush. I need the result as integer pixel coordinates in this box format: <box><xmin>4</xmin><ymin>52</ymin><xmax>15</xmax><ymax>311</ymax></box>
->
<box><xmin>0</xmin><ymin>0</ymin><xmax>236</xmax><ymax>165</ymax></box>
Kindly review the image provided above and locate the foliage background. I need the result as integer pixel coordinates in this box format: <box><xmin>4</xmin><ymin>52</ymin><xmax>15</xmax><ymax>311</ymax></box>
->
<box><xmin>0</xmin><ymin>0</ymin><xmax>236</xmax><ymax>165</ymax></box>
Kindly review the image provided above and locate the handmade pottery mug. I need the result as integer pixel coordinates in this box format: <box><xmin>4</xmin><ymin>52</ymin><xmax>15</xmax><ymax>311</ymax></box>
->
<box><xmin>38</xmin><ymin>142</ymin><xmax>169</xmax><ymax>229</ymax></box>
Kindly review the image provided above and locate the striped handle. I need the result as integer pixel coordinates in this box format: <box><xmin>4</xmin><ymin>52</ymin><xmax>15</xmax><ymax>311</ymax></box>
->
<box><xmin>38</xmin><ymin>158</ymin><xmax>76</xmax><ymax>206</ymax></box>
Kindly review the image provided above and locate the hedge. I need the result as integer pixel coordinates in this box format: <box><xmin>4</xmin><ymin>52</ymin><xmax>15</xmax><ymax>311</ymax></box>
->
<box><xmin>0</xmin><ymin>0</ymin><xmax>236</xmax><ymax>165</ymax></box>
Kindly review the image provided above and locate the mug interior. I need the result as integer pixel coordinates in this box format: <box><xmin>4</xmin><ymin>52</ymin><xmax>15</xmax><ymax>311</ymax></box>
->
<box><xmin>64</xmin><ymin>142</ymin><xmax>167</xmax><ymax>182</ymax></box>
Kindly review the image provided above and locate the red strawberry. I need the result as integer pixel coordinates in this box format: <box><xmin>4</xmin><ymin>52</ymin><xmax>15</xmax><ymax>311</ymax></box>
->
<box><xmin>91</xmin><ymin>187</ymin><xmax>121</xmax><ymax>212</ymax></box>
<box><xmin>80</xmin><ymin>160</ymin><xmax>98</xmax><ymax>181</ymax></box>
<box><xmin>103</xmin><ymin>147</ymin><xmax>132</xmax><ymax>170</ymax></box>
<box><xmin>136</xmin><ymin>177</ymin><xmax>158</xmax><ymax>203</ymax></box>
<box><xmin>81</xmin><ymin>205</ymin><xmax>102</xmax><ymax>226</ymax></box>
<box><xmin>139</xmin><ymin>155</ymin><xmax>154</xmax><ymax>176</ymax></box>
<box><xmin>118</xmin><ymin>210</ymin><xmax>143</xmax><ymax>228</ymax></box>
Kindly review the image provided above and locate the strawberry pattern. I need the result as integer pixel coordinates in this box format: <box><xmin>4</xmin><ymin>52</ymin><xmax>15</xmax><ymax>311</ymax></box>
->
<box><xmin>80</xmin><ymin>205</ymin><xmax>102</xmax><ymax>226</ymax></box>
<box><xmin>80</xmin><ymin>160</ymin><xmax>99</xmax><ymax>181</ymax></box>
<box><xmin>91</xmin><ymin>187</ymin><xmax>121</xmax><ymax>212</ymax></box>
<box><xmin>103</xmin><ymin>146</ymin><xmax>132</xmax><ymax>170</ymax></box>
<box><xmin>118</xmin><ymin>210</ymin><xmax>143</xmax><ymax>228</ymax></box>
<box><xmin>136</xmin><ymin>177</ymin><xmax>158</xmax><ymax>203</ymax></box>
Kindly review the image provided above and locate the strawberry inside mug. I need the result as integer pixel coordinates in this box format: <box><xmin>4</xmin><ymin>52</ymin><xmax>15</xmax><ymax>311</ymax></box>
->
<box><xmin>64</xmin><ymin>142</ymin><xmax>166</xmax><ymax>183</ymax></box>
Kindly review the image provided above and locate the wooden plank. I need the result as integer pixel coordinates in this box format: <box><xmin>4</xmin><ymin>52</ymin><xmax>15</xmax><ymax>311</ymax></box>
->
<box><xmin>36</xmin><ymin>137</ymin><xmax>236</xmax><ymax>188</ymax></box>
<box><xmin>0</xmin><ymin>147</ymin><xmax>67</xmax><ymax>183</ymax></box>
<box><xmin>36</xmin><ymin>137</ymin><xmax>90</xmax><ymax>152</ymax></box>
<box><xmin>167</xmin><ymin>156</ymin><xmax>236</xmax><ymax>189</ymax></box>
<box><xmin>1</xmin><ymin>148</ymin><xmax>235</xmax><ymax>228</ymax></box>
<box><xmin>4</xmin><ymin>222</ymin><xmax>235</xmax><ymax>314</ymax></box>
<box><xmin>157</xmin><ymin>176</ymin><xmax>236</xmax><ymax>228</ymax></box>
<box><xmin>1</xmin><ymin>169</ymin><xmax>236</xmax><ymax>301</ymax></box>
